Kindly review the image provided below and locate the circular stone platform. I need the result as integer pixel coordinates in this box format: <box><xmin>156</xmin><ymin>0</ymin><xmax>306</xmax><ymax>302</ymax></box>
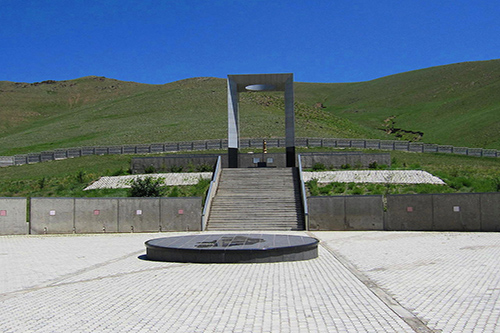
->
<box><xmin>145</xmin><ymin>234</ymin><xmax>319</xmax><ymax>263</ymax></box>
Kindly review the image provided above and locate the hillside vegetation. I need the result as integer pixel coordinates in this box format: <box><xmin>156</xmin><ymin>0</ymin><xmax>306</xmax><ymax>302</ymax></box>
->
<box><xmin>0</xmin><ymin>148</ymin><xmax>499</xmax><ymax>198</ymax></box>
<box><xmin>1</xmin><ymin>59</ymin><xmax>499</xmax><ymax>155</ymax></box>
<box><xmin>296</xmin><ymin>59</ymin><xmax>500</xmax><ymax>148</ymax></box>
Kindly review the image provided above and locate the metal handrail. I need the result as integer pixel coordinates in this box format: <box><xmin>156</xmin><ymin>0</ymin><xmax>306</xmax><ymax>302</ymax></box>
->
<box><xmin>201</xmin><ymin>156</ymin><xmax>222</xmax><ymax>231</ymax></box>
<box><xmin>297</xmin><ymin>154</ymin><xmax>309</xmax><ymax>230</ymax></box>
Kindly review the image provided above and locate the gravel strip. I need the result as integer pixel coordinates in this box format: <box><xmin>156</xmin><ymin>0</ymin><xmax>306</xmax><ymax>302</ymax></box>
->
<box><xmin>85</xmin><ymin>170</ymin><xmax>444</xmax><ymax>191</ymax></box>
<box><xmin>303</xmin><ymin>170</ymin><xmax>445</xmax><ymax>184</ymax></box>
<box><xmin>84</xmin><ymin>173</ymin><xmax>212</xmax><ymax>190</ymax></box>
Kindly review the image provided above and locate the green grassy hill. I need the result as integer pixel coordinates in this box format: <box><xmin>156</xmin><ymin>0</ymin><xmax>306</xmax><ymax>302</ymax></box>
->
<box><xmin>0</xmin><ymin>76</ymin><xmax>372</xmax><ymax>155</ymax></box>
<box><xmin>1</xmin><ymin>59</ymin><xmax>499</xmax><ymax>155</ymax></box>
<box><xmin>296</xmin><ymin>59</ymin><xmax>500</xmax><ymax>148</ymax></box>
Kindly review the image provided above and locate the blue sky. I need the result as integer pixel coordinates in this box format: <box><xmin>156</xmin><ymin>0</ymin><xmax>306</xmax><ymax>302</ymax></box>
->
<box><xmin>1</xmin><ymin>0</ymin><xmax>499</xmax><ymax>84</ymax></box>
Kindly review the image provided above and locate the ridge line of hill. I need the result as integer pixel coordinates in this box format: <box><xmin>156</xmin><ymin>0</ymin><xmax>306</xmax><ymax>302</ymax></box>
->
<box><xmin>1</xmin><ymin>59</ymin><xmax>499</xmax><ymax>154</ymax></box>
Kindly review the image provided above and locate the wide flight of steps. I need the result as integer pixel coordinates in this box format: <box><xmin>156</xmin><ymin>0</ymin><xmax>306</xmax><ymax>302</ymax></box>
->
<box><xmin>206</xmin><ymin>168</ymin><xmax>305</xmax><ymax>231</ymax></box>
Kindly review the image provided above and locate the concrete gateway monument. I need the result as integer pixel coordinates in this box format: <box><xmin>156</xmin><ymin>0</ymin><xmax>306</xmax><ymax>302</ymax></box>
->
<box><xmin>227</xmin><ymin>73</ymin><xmax>295</xmax><ymax>168</ymax></box>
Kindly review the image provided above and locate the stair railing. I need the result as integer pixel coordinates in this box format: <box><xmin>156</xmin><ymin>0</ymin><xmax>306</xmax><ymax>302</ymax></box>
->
<box><xmin>297</xmin><ymin>154</ymin><xmax>309</xmax><ymax>230</ymax></box>
<box><xmin>201</xmin><ymin>155</ymin><xmax>222</xmax><ymax>230</ymax></box>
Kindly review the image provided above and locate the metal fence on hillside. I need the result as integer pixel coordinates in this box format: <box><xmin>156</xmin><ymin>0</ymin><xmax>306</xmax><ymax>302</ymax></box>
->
<box><xmin>1</xmin><ymin>138</ymin><xmax>499</xmax><ymax>167</ymax></box>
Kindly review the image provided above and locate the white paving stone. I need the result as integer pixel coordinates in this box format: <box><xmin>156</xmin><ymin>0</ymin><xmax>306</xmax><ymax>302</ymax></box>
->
<box><xmin>304</xmin><ymin>170</ymin><xmax>446</xmax><ymax>184</ymax></box>
<box><xmin>1</xmin><ymin>231</ymin><xmax>498</xmax><ymax>332</ymax></box>
<box><xmin>0</xmin><ymin>232</ymin><xmax>413</xmax><ymax>332</ymax></box>
<box><xmin>84</xmin><ymin>173</ymin><xmax>212</xmax><ymax>190</ymax></box>
<box><xmin>85</xmin><ymin>170</ymin><xmax>444</xmax><ymax>191</ymax></box>
<box><xmin>315</xmin><ymin>231</ymin><xmax>500</xmax><ymax>333</ymax></box>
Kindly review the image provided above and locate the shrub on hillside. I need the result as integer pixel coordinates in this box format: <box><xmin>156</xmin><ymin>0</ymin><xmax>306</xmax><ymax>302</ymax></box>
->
<box><xmin>144</xmin><ymin>165</ymin><xmax>157</xmax><ymax>174</ymax></box>
<box><xmin>170</xmin><ymin>165</ymin><xmax>183</xmax><ymax>172</ymax></box>
<box><xmin>129</xmin><ymin>176</ymin><xmax>165</xmax><ymax>197</ymax></box>
<box><xmin>312</xmin><ymin>163</ymin><xmax>327</xmax><ymax>171</ymax></box>
<box><xmin>196</xmin><ymin>164</ymin><xmax>214</xmax><ymax>172</ymax></box>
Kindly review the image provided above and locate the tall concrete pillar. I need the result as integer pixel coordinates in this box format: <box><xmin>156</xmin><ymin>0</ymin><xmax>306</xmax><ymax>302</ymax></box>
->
<box><xmin>284</xmin><ymin>75</ymin><xmax>295</xmax><ymax>167</ymax></box>
<box><xmin>227</xmin><ymin>78</ymin><xmax>239</xmax><ymax>168</ymax></box>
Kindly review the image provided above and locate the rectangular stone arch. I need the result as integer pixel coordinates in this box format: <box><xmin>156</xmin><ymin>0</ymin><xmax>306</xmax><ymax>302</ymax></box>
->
<box><xmin>227</xmin><ymin>73</ymin><xmax>295</xmax><ymax>167</ymax></box>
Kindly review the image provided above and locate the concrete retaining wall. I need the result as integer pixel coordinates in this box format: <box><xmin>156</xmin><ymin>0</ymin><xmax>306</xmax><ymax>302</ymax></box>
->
<box><xmin>132</xmin><ymin>152</ymin><xmax>391</xmax><ymax>173</ymax></box>
<box><xmin>131</xmin><ymin>154</ymin><xmax>219</xmax><ymax>174</ymax></box>
<box><xmin>432</xmin><ymin>193</ymin><xmax>481</xmax><ymax>231</ymax></box>
<box><xmin>386</xmin><ymin>195</ymin><xmax>433</xmax><ymax>231</ymax></box>
<box><xmin>118</xmin><ymin>198</ymin><xmax>161</xmax><ymax>232</ymax></box>
<box><xmin>0</xmin><ymin>198</ymin><xmax>27</xmax><ymax>235</ymax></box>
<box><xmin>74</xmin><ymin>198</ymin><xmax>119</xmax><ymax>233</ymax></box>
<box><xmin>29</xmin><ymin>197</ymin><xmax>202</xmax><ymax>234</ymax></box>
<box><xmin>2</xmin><ymin>193</ymin><xmax>499</xmax><ymax>235</ymax></box>
<box><xmin>308</xmin><ymin>196</ymin><xmax>345</xmax><ymax>230</ymax></box>
<box><xmin>345</xmin><ymin>196</ymin><xmax>384</xmax><ymax>230</ymax></box>
<box><xmin>480</xmin><ymin>192</ymin><xmax>500</xmax><ymax>231</ymax></box>
<box><xmin>308</xmin><ymin>195</ymin><xmax>384</xmax><ymax>231</ymax></box>
<box><xmin>309</xmin><ymin>193</ymin><xmax>500</xmax><ymax>232</ymax></box>
<box><xmin>31</xmin><ymin>198</ymin><xmax>75</xmax><ymax>234</ymax></box>
<box><xmin>386</xmin><ymin>193</ymin><xmax>499</xmax><ymax>232</ymax></box>
<box><xmin>160</xmin><ymin>197</ymin><xmax>202</xmax><ymax>231</ymax></box>
<box><xmin>131</xmin><ymin>153</ymin><xmax>288</xmax><ymax>172</ymax></box>
<box><xmin>300</xmin><ymin>153</ymin><xmax>391</xmax><ymax>169</ymax></box>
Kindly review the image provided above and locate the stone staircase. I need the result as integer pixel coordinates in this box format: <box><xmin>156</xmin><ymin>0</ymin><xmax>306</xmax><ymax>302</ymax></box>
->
<box><xmin>206</xmin><ymin>168</ymin><xmax>305</xmax><ymax>231</ymax></box>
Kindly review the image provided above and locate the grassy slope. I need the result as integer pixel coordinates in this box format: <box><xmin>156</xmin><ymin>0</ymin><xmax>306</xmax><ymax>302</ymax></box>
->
<box><xmin>0</xmin><ymin>77</ymin><xmax>369</xmax><ymax>155</ymax></box>
<box><xmin>1</xmin><ymin>59</ymin><xmax>499</xmax><ymax>156</ymax></box>
<box><xmin>1</xmin><ymin>148</ymin><xmax>499</xmax><ymax>197</ymax></box>
<box><xmin>0</xmin><ymin>153</ymin><xmax>213</xmax><ymax>198</ymax></box>
<box><xmin>296</xmin><ymin>59</ymin><xmax>500</xmax><ymax>148</ymax></box>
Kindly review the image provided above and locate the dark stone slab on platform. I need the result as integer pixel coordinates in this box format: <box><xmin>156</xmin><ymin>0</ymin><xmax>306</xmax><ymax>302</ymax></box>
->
<box><xmin>145</xmin><ymin>234</ymin><xmax>319</xmax><ymax>263</ymax></box>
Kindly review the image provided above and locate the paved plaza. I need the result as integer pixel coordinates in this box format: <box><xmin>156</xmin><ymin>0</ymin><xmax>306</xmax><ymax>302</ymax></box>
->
<box><xmin>0</xmin><ymin>231</ymin><xmax>498</xmax><ymax>332</ymax></box>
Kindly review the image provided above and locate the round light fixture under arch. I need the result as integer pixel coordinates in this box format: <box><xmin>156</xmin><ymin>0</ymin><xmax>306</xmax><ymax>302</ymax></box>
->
<box><xmin>245</xmin><ymin>84</ymin><xmax>276</xmax><ymax>91</ymax></box>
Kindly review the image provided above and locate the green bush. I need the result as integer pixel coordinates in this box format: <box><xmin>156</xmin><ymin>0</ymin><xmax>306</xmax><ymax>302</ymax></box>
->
<box><xmin>168</xmin><ymin>186</ymin><xmax>180</xmax><ymax>197</ymax></box>
<box><xmin>319</xmin><ymin>183</ymin><xmax>333</xmax><ymax>195</ymax></box>
<box><xmin>75</xmin><ymin>170</ymin><xmax>86</xmax><ymax>183</ymax></box>
<box><xmin>129</xmin><ymin>176</ymin><xmax>165</xmax><ymax>197</ymax></box>
<box><xmin>448</xmin><ymin>176</ymin><xmax>472</xmax><ymax>190</ymax></box>
<box><xmin>111</xmin><ymin>167</ymin><xmax>128</xmax><ymax>176</ymax></box>
<box><xmin>368</xmin><ymin>161</ymin><xmax>378</xmax><ymax>169</ymax></box>
<box><xmin>170</xmin><ymin>165</ymin><xmax>183</xmax><ymax>172</ymax></box>
<box><xmin>351</xmin><ymin>186</ymin><xmax>364</xmax><ymax>195</ymax></box>
<box><xmin>494</xmin><ymin>177</ymin><xmax>500</xmax><ymax>192</ymax></box>
<box><xmin>38</xmin><ymin>177</ymin><xmax>47</xmax><ymax>189</ymax></box>
<box><xmin>189</xmin><ymin>178</ymin><xmax>211</xmax><ymax>197</ymax></box>
<box><xmin>186</xmin><ymin>162</ymin><xmax>196</xmax><ymax>172</ymax></box>
<box><xmin>196</xmin><ymin>164</ymin><xmax>214</xmax><ymax>172</ymax></box>
<box><xmin>144</xmin><ymin>165</ymin><xmax>157</xmax><ymax>174</ymax></box>
<box><xmin>332</xmin><ymin>182</ymin><xmax>346</xmax><ymax>194</ymax></box>
<box><xmin>312</xmin><ymin>163</ymin><xmax>327</xmax><ymax>171</ymax></box>
<box><xmin>307</xmin><ymin>179</ymin><xmax>319</xmax><ymax>196</ymax></box>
